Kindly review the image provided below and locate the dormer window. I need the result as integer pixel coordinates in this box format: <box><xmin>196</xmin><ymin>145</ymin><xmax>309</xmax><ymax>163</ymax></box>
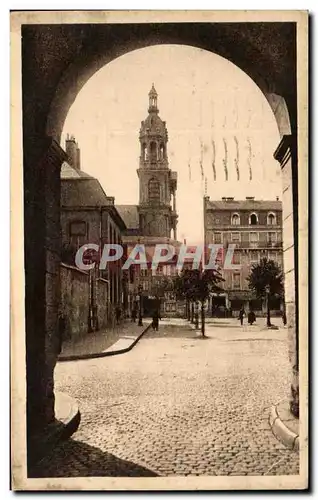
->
<box><xmin>231</xmin><ymin>213</ymin><xmax>240</xmax><ymax>226</ymax></box>
<box><xmin>267</xmin><ymin>212</ymin><xmax>276</xmax><ymax>225</ymax></box>
<box><xmin>249</xmin><ymin>213</ymin><xmax>258</xmax><ymax>225</ymax></box>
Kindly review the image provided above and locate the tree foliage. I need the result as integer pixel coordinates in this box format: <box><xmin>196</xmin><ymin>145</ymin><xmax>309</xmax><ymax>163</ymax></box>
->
<box><xmin>174</xmin><ymin>268</ymin><xmax>224</xmax><ymax>303</ymax></box>
<box><xmin>247</xmin><ymin>258</ymin><xmax>284</xmax><ymax>299</ymax></box>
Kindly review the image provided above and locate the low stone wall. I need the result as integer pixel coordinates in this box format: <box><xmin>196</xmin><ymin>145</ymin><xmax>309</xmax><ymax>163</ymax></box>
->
<box><xmin>60</xmin><ymin>263</ymin><xmax>90</xmax><ymax>341</ymax></box>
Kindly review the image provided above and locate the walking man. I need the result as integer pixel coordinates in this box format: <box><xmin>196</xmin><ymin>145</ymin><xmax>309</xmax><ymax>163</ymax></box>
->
<box><xmin>152</xmin><ymin>309</ymin><xmax>161</xmax><ymax>332</ymax></box>
<box><xmin>238</xmin><ymin>306</ymin><xmax>245</xmax><ymax>326</ymax></box>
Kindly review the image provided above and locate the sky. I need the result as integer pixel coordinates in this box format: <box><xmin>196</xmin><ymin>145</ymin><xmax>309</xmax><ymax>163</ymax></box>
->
<box><xmin>62</xmin><ymin>44</ymin><xmax>282</xmax><ymax>245</ymax></box>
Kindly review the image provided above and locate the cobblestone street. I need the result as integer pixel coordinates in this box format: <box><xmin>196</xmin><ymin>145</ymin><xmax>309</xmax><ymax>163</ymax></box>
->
<box><xmin>31</xmin><ymin>318</ymin><xmax>299</xmax><ymax>477</ymax></box>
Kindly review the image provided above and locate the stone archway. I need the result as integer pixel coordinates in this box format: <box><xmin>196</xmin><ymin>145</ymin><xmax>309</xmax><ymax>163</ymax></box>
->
<box><xmin>21</xmin><ymin>21</ymin><xmax>299</xmax><ymax>449</ymax></box>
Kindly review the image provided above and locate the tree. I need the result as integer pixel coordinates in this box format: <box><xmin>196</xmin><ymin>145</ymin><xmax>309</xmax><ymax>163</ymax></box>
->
<box><xmin>246</xmin><ymin>258</ymin><xmax>284</xmax><ymax>327</ymax></box>
<box><xmin>174</xmin><ymin>268</ymin><xmax>224</xmax><ymax>336</ymax></box>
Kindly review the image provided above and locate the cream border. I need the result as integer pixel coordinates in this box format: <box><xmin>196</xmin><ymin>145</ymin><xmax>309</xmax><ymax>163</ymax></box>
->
<box><xmin>10</xmin><ymin>10</ymin><xmax>308</xmax><ymax>491</ymax></box>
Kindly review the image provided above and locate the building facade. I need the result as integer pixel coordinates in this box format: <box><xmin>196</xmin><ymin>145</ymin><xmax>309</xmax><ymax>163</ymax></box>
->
<box><xmin>60</xmin><ymin>139</ymin><xmax>127</xmax><ymax>332</ymax></box>
<box><xmin>204</xmin><ymin>196</ymin><xmax>284</xmax><ymax>317</ymax></box>
<box><xmin>116</xmin><ymin>85</ymin><xmax>181</xmax><ymax>317</ymax></box>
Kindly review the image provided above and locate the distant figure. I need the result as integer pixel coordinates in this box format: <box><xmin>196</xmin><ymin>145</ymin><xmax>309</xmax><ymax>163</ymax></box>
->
<box><xmin>131</xmin><ymin>306</ymin><xmax>137</xmax><ymax>323</ymax></box>
<box><xmin>115</xmin><ymin>305</ymin><xmax>121</xmax><ymax>325</ymax></box>
<box><xmin>248</xmin><ymin>310</ymin><xmax>256</xmax><ymax>325</ymax></box>
<box><xmin>282</xmin><ymin>311</ymin><xmax>287</xmax><ymax>326</ymax></box>
<box><xmin>238</xmin><ymin>307</ymin><xmax>245</xmax><ymax>326</ymax></box>
<box><xmin>152</xmin><ymin>309</ymin><xmax>161</xmax><ymax>332</ymax></box>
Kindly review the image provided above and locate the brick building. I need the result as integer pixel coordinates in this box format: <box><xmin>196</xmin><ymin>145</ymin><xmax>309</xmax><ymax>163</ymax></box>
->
<box><xmin>203</xmin><ymin>196</ymin><xmax>284</xmax><ymax>317</ymax></box>
<box><xmin>61</xmin><ymin>136</ymin><xmax>127</xmax><ymax>330</ymax></box>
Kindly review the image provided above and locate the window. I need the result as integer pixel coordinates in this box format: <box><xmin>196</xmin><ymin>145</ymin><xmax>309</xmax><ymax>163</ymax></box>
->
<box><xmin>69</xmin><ymin>221</ymin><xmax>87</xmax><ymax>248</ymax></box>
<box><xmin>143</xmin><ymin>281</ymin><xmax>149</xmax><ymax>291</ymax></box>
<box><xmin>214</xmin><ymin>232</ymin><xmax>222</xmax><ymax>244</ymax></box>
<box><xmin>233</xmin><ymin>273</ymin><xmax>241</xmax><ymax>290</ymax></box>
<box><xmin>148</xmin><ymin>178</ymin><xmax>160</xmax><ymax>202</ymax></box>
<box><xmin>249</xmin><ymin>232</ymin><xmax>258</xmax><ymax>247</ymax></box>
<box><xmin>149</xmin><ymin>141</ymin><xmax>157</xmax><ymax>161</ymax></box>
<box><xmin>141</xmin><ymin>143</ymin><xmax>147</xmax><ymax>161</ymax></box>
<box><xmin>250</xmin><ymin>251</ymin><xmax>259</xmax><ymax>264</ymax></box>
<box><xmin>232</xmin><ymin>252</ymin><xmax>241</xmax><ymax>265</ymax></box>
<box><xmin>249</xmin><ymin>213</ymin><xmax>258</xmax><ymax>225</ymax></box>
<box><xmin>267</xmin><ymin>212</ymin><xmax>276</xmax><ymax>225</ymax></box>
<box><xmin>231</xmin><ymin>213</ymin><xmax>240</xmax><ymax>226</ymax></box>
<box><xmin>268</xmin><ymin>251</ymin><xmax>277</xmax><ymax>261</ymax></box>
<box><xmin>267</xmin><ymin>232</ymin><xmax>277</xmax><ymax>245</ymax></box>
<box><xmin>69</xmin><ymin>221</ymin><xmax>86</xmax><ymax>236</ymax></box>
<box><xmin>231</xmin><ymin>232</ymin><xmax>241</xmax><ymax>243</ymax></box>
<box><xmin>215</xmin><ymin>247</ymin><xmax>224</xmax><ymax>267</ymax></box>
<box><xmin>159</xmin><ymin>143</ymin><xmax>165</xmax><ymax>160</ymax></box>
<box><xmin>170</xmin><ymin>266</ymin><xmax>177</xmax><ymax>276</ymax></box>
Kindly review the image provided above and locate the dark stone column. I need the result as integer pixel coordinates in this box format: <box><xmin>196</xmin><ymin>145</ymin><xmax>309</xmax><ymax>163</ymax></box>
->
<box><xmin>274</xmin><ymin>134</ymin><xmax>299</xmax><ymax>418</ymax></box>
<box><xmin>24</xmin><ymin>137</ymin><xmax>68</xmax><ymax>443</ymax></box>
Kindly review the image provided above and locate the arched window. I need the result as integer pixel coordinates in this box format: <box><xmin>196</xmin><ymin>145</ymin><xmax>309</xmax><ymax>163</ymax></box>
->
<box><xmin>148</xmin><ymin>178</ymin><xmax>160</xmax><ymax>203</ymax></box>
<box><xmin>149</xmin><ymin>141</ymin><xmax>157</xmax><ymax>161</ymax></box>
<box><xmin>267</xmin><ymin>212</ymin><xmax>276</xmax><ymax>225</ymax></box>
<box><xmin>249</xmin><ymin>213</ymin><xmax>258</xmax><ymax>225</ymax></box>
<box><xmin>159</xmin><ymin>143</ymin><xmax>165</xmax><ymax>160</ymax></box>
<box><xmin>231</xmin><ymin>213</ymin><xmax>240</xmax><ymax>226</ymax></box>
<box><xmin>141</xmin><ymin>143</ymin><xmax>147</xmax><ymax>161</ymax></box>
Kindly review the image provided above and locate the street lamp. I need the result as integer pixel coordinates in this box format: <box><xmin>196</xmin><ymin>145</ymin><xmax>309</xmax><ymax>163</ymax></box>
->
<box><xmin>265</xmin><ymin>284</ymin><xmax>271</xmax><ymax>327</ymax></box>
<box><xmin>138</xmin><ymin>284</ymin><xmax>143</xmax><ymax>327</ymax></box>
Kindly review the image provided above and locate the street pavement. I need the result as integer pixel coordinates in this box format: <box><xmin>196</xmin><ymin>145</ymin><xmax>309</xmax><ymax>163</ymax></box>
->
<box><xmin>30</xmin><ymin>317</ymin><xmax>299</xmax><ymax>477</ymax></box>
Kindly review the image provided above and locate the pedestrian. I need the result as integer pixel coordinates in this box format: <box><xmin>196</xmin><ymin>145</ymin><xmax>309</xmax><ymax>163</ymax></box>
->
<box><xmin>152</xmin><ymin>309</ymin><xmax>161</xmax><ymax>332</ymax></box>
<box><xmin>282</xmin><ymin>311</ymin><xmax>287</xmax><ymax>326</ymax></box>
<box><xmin>115</xmin><ymin>305</ymin><xmax>121</xmax><ymax>325</ymax></box>
<box><xmin>238</xmin><ymin>306</ymin><xmax>245</xmax><ymax>326</ymax></box>
<box><xmin>248</xmin><ymin>310</ymin><xmax>256</xmax><ymax>325</ymax></box>
<box><xmin>131</xmin><ymin>306</ymin><xmax>137</xmax><ymax>323</ymax></box>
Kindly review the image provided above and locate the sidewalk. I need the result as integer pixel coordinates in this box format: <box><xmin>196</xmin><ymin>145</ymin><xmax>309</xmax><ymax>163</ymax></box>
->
<box><xmin>269</xmin><ymin>400</ymin><xmax>300</xmax><ymax>451</ymax></box>
<box><xmin>28</xmin><ymin>391</ymin><xmax>81</xmax><ymax>468</ymax></box>
<box><xmin>58</xmin><ymin>319</ymin><xmax>151</xmax><ymax>362</ymax></box>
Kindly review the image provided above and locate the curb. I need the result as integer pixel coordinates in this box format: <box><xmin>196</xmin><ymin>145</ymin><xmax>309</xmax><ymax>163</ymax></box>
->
<box><xmin>269</xmin><ymin>404</ymin><xmax>299</xmax><ymax>451</ymax></box>
<box><xmin>57</xmin><ymin>323</ymin><xmax>151</xmax><ymax>362</ymax></box>
<box><xmin>28</xmin><ymin>392</ymin><xmax>81</xmax><ymax>468</ymax></box>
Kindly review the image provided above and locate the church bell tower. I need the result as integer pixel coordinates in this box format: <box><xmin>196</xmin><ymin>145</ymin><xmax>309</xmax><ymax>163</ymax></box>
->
<box><xmin>137</xmin><ymin>85</ymin><xmax>178</xmax><ymax>239</ymax></box>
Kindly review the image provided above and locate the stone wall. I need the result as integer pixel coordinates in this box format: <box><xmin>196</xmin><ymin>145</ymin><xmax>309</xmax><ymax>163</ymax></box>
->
<box><xmin>60</xmin><ymin>263</ymin><xmax>90</xmax><ymax>341</ymax></box>
<box><xmin>96</xmin><ymin>278</ymin><xmax>110</xmax><ymax>330</ymax></box>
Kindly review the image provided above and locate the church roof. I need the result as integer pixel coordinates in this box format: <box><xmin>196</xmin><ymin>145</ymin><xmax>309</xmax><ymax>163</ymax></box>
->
<box><xmin>116</xmin><ymin>205</ymin><xmax>139</xmax><ymax>229</ymax></box>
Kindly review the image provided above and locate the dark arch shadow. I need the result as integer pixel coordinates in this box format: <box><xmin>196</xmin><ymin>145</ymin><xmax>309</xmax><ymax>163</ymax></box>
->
<box><xmin>28</xmin><ymin>438</ymin><xmax>158</xmax><ymax>478</ymax></box>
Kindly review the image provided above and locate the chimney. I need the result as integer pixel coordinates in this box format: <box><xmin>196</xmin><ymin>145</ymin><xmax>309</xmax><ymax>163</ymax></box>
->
<box><xmin>76</xmin><ymin>146</ymin><xmax>81</xmax><ymax>170</ymax></box>
<box><xmin>65</xmin><ymin>135</ymin><xmax>79</xmax><ymax>169</ymax></box>
<box><xmin>276</xmin><ymin>196</ymin><xmax>279</xmax><ymax>201</ymax></box>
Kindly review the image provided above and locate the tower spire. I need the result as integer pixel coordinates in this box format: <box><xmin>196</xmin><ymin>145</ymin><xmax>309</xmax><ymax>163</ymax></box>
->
<box><xmin>148</xmin><ymin>83</ymin><xmax>158</xmax><ymax>113</ymax></box>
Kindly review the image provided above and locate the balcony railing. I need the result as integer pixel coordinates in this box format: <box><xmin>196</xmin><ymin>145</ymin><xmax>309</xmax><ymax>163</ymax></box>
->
<box><xmin>224</xmin><ymin>241</ymin><xmax>282</xmax><ymax>249</ymax></box>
